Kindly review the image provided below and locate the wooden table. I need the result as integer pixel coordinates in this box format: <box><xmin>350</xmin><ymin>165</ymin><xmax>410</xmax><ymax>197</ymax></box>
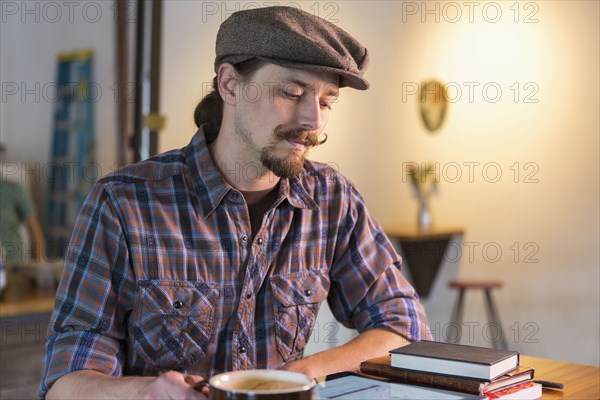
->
<box><xmin>521</xmin><ymin>355</ymin><xmax>600</xmax><ymax>399</ymax></box>
<box><xmin>386</xmin><ymin>226</ymin><xmax>465</xmax><ymax>242</ymax></box>
<box><xmin>0</xmin><ymin>292</ymin><xmax>56</xmax><ymax>318</ymax></box>
<box><xmin>0</xmin><ymin>264</ymin><xmax>57</xmax><ymax>318</ymax></box>
<box><xmin>0</xmin><ymin>267</ymin><xmax>56</xmax><ymax>399</ymax></box>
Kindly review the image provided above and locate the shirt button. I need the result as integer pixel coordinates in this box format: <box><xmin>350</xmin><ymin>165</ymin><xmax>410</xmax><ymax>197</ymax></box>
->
<box><xmin>173</xmin><ymin>300</ymin><xmax>183</xmax><ymax>309</ymax></box>
<box><xmin>246</xmin><ymin>292</ymin><xmax>252</xmax><ymax>299</ymax></box>
<box><xmin>304</xmin><ymin>289</ymin><xmax>312</xmax><ymax>296</ymax></box>
<box><xmin>232</xmin><ymin>192</ymin><xmax>239</xmax><ymax>199</ymax></box>
<box><xmin>241</xmin><ymin>234</ymin><xmax>248</xmax><ymax>243</ymax></box>
<box><xmin>238</xmin><ymin>345</ymin><xmax>246</xmax><ymax>354</ymax></box>
<box><xmin>257</xmin><ymin>238</ymin><xmax>264</xmax><ymax>245</ymax></box>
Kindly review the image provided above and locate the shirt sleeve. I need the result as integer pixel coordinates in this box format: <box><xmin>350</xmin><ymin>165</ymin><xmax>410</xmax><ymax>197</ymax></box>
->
<box><xmin>15</xmin><ymin>183</ymin><xmax>36</xmax><ymax>220</ymax></box>
<box><xmin>327</xmin><ymin>182</ymin><xmax>432</xmax><ymax>342</ymax></box>
<box><xmin>39</xmin><ymin>182</ymin><xmax>135</xmax><ymax>398</ymax></box>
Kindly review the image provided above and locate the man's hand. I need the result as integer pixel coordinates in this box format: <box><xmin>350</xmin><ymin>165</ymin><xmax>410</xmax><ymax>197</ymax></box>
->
<box><xmin>143</xmin><ymin>371</ymin><xmax>207</xmax><ymax>400</ymax></box>
<box><xmin>47</xmin><ymin>370</ymin><xmax>207</xmax><ymax>400</ymax></box>
<box><xmin>280</xmin><ymin>357</ymin><xmax>316</xmax><ymax>378</ymax></box>
<box><xmin>25</xmin><ymin>214</ymin><xmax>46</xmax><ymax>262</ymax></box>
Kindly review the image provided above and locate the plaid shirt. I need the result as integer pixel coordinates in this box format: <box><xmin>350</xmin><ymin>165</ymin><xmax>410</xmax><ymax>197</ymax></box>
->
<box><xmin>40</xmin><ymin>128</ymin><xmax>429</xmax><ymax>397</ymax></box>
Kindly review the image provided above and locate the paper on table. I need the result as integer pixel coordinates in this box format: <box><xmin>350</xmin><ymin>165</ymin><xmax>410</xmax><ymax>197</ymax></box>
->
<box><xmin>316</xmin><ymin>374</ymin><xmax>483</xmax><ymax>400</ymax></box>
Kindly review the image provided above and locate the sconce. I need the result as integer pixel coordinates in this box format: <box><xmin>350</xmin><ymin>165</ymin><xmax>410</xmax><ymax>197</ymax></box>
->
<box><xmin>419</xmin><ymin>79</ymin><xmax>448</xmax><ymax>133</ymax></box>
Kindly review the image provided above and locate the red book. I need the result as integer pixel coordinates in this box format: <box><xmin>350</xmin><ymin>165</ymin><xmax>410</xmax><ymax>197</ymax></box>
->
<box><xmin>485</xmin><ymin>381</ymin><xmax>542</xmax><ymax>399</ymax></box>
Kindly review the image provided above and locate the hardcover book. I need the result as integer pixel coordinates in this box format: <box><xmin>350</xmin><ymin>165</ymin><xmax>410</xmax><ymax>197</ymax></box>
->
<box><xmin>485</xmin><ymin>381</ymin><xmax>542</xmax><ymax>399</ymax></box>
<box><xmin>360</xmin><ymin>355</ymin><xmax>534</xmax><ymax>396</ymax></box>
<box><xmin>389</xmin><ymin>341</ymin><xmax>520</xmax><ymax>380</ymax></box>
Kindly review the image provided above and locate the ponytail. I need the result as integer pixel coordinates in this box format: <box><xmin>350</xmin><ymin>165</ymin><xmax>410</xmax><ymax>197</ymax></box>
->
<box><xmin>194</xmin><ymin>76</ymin><xmax>222</xmax><ymax>143</ymax></box>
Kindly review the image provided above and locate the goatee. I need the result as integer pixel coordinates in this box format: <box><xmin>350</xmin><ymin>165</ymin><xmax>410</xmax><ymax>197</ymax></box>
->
<box><xmin>261</xmin><ymin>126</ymin><xmax>320</xmax><ymax>179</ymax></box>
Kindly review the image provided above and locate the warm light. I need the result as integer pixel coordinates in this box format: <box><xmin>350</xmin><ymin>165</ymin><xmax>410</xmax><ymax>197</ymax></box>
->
<box><xmin>436</xmin><ymin>18</ymin><xmax>548</xmax><ymax>83</ymax></box>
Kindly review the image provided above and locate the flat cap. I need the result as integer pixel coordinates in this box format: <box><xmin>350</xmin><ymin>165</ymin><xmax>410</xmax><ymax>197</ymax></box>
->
<box><xmin>215</xmin><ymin>6</ymin><xmax>369</xmax><ymax>90</ymax></box>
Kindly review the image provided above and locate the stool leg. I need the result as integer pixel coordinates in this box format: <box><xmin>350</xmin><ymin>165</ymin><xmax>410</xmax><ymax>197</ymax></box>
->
<box><xmin>448</xmin><ymin>289</ymin><xmax>465</xmax><ymax>344</ymax></box>
<box><xmin>484</xmin><ymin>289</ymin><xmax>508</xmax><ymax>350</ymax></box>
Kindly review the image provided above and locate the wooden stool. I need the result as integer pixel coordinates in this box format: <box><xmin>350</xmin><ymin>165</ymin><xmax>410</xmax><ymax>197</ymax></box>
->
<box><xmin>447</xmin><ymin>280</ymin><xmax>508</xmax><ymax>350</ymax></box>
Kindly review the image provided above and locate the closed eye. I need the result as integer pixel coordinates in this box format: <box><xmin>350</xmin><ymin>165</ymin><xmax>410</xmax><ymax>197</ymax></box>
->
<box><xmin>320</xmin><ymin>95</ymin><xmax>338</xmax><ymax>110</ymax></box>
<box><xmin>281</xmin><ymin>90</ymin><xmax>302</xmax><ymax>100</ymax></box>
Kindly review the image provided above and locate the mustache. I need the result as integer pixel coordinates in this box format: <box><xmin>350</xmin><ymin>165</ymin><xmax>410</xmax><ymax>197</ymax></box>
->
<box><xmin>274</xmin><ymin>126</ymin><xmax>327</xmax><ymax>147</ymax></box>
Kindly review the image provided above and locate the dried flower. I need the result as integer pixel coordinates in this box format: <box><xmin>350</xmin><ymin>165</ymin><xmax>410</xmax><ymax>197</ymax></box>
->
<box><xmin>406</xmin><ymin>162</ymin><xmax>438</xmax><ymax>202</ymax></box>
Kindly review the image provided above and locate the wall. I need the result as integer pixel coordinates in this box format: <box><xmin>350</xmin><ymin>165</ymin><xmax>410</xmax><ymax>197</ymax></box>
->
<box><xmin>1</xmin><ymin>0</ymin><xmax>119</xmax><ymax>224</ymax></box>
<box><xmin>160</xmin><ymin>1</ymin><xmax>599</xmax><ymax>366</ymax></box>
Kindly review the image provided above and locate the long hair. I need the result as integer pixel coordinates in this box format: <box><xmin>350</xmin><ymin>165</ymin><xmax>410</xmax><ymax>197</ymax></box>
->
<box><xmin>194</xmin><ymin>59</ymin><xmax>267</xmax><ymax>143</ymax></box>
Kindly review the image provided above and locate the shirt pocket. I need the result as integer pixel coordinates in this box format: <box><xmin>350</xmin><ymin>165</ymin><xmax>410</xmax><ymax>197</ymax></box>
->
<box><xmin>270</xmin><ymin>270</ymin><xmax>329</xmax><ymax>362</ymax></box>
<box><xmin>133</xmin><ymin>280</ymin><xmax>218</xmax><ymax>370</ymax></box>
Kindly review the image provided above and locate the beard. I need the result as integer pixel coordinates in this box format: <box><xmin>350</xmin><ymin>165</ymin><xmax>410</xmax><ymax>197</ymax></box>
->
<box><xmin>260</xmin><ymin>148</ymin><xmax>304</xmax><ymax>179</ymax></box>
<box><xmin>260</xmin><ymin>125</ymin><xmax>321</xmax><ymax>179</ymax></box>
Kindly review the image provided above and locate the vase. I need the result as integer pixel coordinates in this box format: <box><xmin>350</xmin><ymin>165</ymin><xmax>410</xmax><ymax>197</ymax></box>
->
<box><xmin>418</xmin><ymin>200</ymin><xmax>432</xmax><ymax>230</ymax></box>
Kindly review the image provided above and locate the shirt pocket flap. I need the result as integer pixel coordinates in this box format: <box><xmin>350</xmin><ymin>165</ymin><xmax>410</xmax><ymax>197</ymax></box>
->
<box><xmin>270</xmin><ymin>270</ymin><xmax>328</xmax><ymax>307</ymax></box>
<box><xmin>138</xmin><ymin>280</ymin><xmax>218</xmax><ymax>316</ymax></box>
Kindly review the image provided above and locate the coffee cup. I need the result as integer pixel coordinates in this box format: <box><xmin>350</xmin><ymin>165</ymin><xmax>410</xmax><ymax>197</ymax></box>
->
<box><xmin>195</xmin><ymin>369</ymin><xmax>315</xmax><ymax>399</ymax></box>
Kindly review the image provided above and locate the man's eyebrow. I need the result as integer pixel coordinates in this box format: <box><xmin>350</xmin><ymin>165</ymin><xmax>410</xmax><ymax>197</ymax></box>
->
<box><xmin>282</xmin><ymin>78</ymin><xmax>340</xmax><ymax>97</ymax></box>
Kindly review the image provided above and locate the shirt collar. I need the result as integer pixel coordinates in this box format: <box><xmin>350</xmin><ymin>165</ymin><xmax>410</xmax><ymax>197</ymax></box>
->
<box><xmin>185</xmin><ymin>126</ymin><xmax>319</xmax><ymax>218</ymax></box>
<box><xmin>184</xmin><ymin>128</ymin><xmax>231</xmax><ymax>219</ymax></box>
<box><xmin>278</xmin><ymin>177</ymin><xmax>319</xmax><ymax>211</ymax></box>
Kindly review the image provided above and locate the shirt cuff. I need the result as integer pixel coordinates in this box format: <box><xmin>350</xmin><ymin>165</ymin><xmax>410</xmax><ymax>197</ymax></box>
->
<box><xmin>40</xmin><ymin>330</ymin><xmax>122</xmax><ymax>399</ymax></box>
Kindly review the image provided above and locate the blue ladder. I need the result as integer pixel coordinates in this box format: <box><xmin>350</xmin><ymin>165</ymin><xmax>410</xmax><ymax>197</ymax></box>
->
<box><xmin>46</xmin><ymin>49</ymin><xmax>95</xmax><ymax>258</ymax></box>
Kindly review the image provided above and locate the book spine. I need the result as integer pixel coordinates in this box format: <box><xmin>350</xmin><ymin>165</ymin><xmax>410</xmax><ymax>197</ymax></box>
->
<box><xmin>360</xmin><ymin>364</ymin><xmax>484</xmax><ymax>395</ymax></box>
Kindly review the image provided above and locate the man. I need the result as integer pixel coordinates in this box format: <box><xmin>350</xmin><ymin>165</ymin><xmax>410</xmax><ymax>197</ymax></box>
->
<box><xmin>0</xmin><ymin>144</ymin><xmax>45</xmax><ymax>263</ymax></box>
<box><xmin>41</xmin><ymin>6</ymin><xmax>430</xmax><ymax>399</ymax></box>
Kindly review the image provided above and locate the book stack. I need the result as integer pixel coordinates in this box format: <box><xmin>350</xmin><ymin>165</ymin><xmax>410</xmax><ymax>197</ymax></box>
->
<box><xmin>360</xmin><ymin>341</ymin><xmax>542</xmax><ymax>399</ymax></box>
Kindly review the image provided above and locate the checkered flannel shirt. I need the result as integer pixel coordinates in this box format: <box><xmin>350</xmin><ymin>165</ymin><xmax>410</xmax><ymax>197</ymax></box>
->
<box><xmin>40</xmin><ymin>128</ymin><xmax>429</xmax><ymax>397</ymax></box>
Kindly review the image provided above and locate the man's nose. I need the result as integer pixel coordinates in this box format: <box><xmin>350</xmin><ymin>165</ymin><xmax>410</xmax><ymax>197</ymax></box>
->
<box><xmin>296</xmin><ymin>96</ymin><xmax>324</xmax><ymax>132</ymax></box>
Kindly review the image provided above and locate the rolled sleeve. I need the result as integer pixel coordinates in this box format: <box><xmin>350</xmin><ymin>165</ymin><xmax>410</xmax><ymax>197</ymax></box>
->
<box><xmin>40</xmin><ymin>183</ymin><xmax>133</xmax><ymax>398</ymax></box>
<box><xmin>328</xmin><ymin>183</ymin><xmax>431</xmax><ymax>342</ymax></box>
<box><xmin>40</xmin><ymin>331</ymin><xmax>123</xmax><ymax>396</ymax></box>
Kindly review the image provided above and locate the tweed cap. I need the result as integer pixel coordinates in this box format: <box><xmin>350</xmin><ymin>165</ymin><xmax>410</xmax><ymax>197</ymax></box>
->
<box><xmin>215</xmin><ymin>6</ymin><xmax>369</xmax><ymax>90</ymax></box>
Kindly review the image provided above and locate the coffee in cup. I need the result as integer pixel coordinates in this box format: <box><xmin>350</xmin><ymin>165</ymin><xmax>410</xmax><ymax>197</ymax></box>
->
<box><xmin>199</xmin><ymin>369</ymin><xmax>315</xmax><ymax>399</ymax></box>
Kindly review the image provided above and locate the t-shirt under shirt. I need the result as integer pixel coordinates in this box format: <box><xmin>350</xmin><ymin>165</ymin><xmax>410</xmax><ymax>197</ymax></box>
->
<box><xmin>240</xmin><ymin>184</ymin><xmax>280</xmax><ymax>238</ymax></box>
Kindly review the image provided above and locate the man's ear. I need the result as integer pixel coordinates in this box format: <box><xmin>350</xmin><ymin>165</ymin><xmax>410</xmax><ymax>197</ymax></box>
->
<box><xmin>217</xmin><ymin>63</ymin><xmax>240</xmax><ymax>106</ymax></box>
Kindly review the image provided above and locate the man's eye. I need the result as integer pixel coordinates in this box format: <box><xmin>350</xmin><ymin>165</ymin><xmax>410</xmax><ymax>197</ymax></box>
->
<box><xmin>321</xmin><ymin>97</ymin><xmax>337</xmax><ymax>109</ymax></box>
<box><xmin>282</xmin><ymin>90</ymin><xmax>302</xmax><ymax>100</ymax></box>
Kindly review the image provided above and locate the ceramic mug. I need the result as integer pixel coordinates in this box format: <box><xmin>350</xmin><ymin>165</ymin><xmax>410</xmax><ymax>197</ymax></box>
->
<box><xmin>195</xmin><ymin>369</ymin><xmax>315</xmax><ymax>399</ymax></box>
